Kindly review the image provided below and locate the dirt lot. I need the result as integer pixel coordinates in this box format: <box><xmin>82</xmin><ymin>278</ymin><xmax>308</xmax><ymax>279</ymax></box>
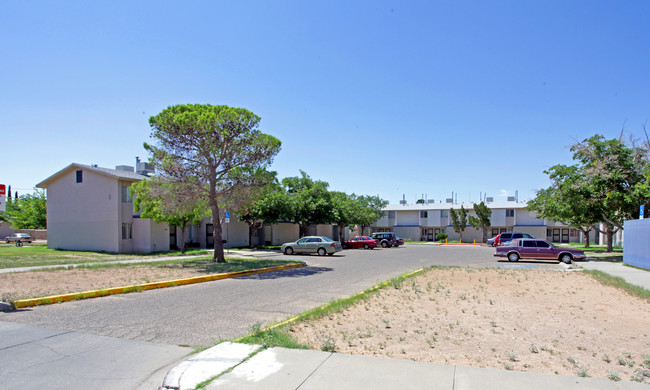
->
<box><xmin>289</xmin><ymin>268</ymin><xmax>650</xmax><ymax>382</ymax></box>
<box><xmin>0</xmin><ymin>264</ymin><xmax>207</xmax><ymax>301</ymax></box>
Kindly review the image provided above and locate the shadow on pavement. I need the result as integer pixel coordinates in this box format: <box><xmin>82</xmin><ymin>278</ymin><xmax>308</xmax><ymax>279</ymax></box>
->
<box><xmin>235</xmin><ymin>266</ymin><xmax>333</xmax><ymax>280</ymax></box>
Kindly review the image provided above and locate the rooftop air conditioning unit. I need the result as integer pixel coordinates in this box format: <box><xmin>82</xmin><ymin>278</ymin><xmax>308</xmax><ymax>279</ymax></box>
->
<box><xmin>507</xmin><ymin>196</ymin><xmax>516</xmax><ymax>202</ymax></box>
<box><xmin>445</xmin><ymin>198</ymin><xmax>453</xmax><ymax>203</ymax></box>
<box><xmin>486</xmin><ymin>197</ymin><xmax>494</xmax><ymax>203</ymax></box>
<box><xmin>399</xmin><ymin>200</ymin><xmax>407</xmax><ymax>205</ymax></box>
<box><xmin>136</xmin><ymin>161</ymin><xmax>155</xmax><ymax>176</ymax></box>
<box><xmin>427</xmin><ymin>199</ymin><xmax>435</xmax><ymax>204</ymax></box>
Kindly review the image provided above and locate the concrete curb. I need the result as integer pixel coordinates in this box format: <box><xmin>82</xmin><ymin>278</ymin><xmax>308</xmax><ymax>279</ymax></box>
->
<box><xmin>11</xmin><ymin>262</ymin><xmax>305</xmax><ymax>309</ymax></box>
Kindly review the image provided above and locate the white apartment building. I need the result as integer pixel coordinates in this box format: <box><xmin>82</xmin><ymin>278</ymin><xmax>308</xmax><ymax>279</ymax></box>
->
<box><xmin>371</xmin><ymin>201</ymin><xmax>594</xmax><ymax>244</ymax></box>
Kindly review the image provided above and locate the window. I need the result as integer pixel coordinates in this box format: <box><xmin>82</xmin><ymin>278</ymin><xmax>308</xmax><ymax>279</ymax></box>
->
<box><xmin>523</xmin><ymin>241</ymin><xmax>536</xmax><ymax>247</ymax></box>
<box><xmin>121</xmin><ymin>185</ymin><xmax>132</xmax><ymax>203</ymax></box>
<box><xmin>388</xmin><ymin>211</ymin><xmax>396</xmax><ymax>218</ymax></box>
<box><xmin>420</xmin><ymin>211</ymin><xmax>428</xmax><ymax>218</ymax></box>
<box><xmin>535</xmin><ymin>240</ymin><xmax>551</xmax><ymax>248</ymax></box>
<box><xmin>121</xmin><ymin>223</ymin><xmax>132</xmax><ymax>239</ymax></box>
<box><xmin>505</xmin><ymin>209</ymin><xmax>515</xmax><ymax>217</ymax></box>
<box><xmin>440</xmin><ymin>210</ymin><xmax>449</xmax><ymax>218</ymax></box>
<box><xmin>76</xmin><ymin>170</ymin><xmax>83</xmax><ymax>183</ymax></box>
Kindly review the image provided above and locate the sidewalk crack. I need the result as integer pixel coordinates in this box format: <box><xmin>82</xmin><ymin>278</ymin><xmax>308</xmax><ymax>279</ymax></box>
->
<box><xmin>296</xmin><ymin>352</ymin><xmax>333</xmax><ymax>389</ymax></box>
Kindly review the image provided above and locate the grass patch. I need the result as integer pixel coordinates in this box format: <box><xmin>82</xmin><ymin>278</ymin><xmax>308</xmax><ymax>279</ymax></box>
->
<box><xmin>0</xmin><ymin>244</ymin><xmax>208</xmax><ymax>268</ymax></box>
<box><xmin>563</xmin><ymin>242</ymin><xmax>623</xmax><ymax>253</ymax></box>
<box><xmin>584</xmin><ymin>270</ymin><xmax>650</xmax><ymax>302</ymax></box>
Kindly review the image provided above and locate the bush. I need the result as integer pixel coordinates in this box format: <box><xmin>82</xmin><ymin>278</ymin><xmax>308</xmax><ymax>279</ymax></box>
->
<box><xmin>436</xmin><ymin>232</ymin><xmax>448</xmax><ymax>241</ymax></box>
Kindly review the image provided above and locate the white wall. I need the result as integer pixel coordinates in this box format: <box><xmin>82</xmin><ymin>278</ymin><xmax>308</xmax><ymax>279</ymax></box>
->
<box><xmin>516</xmin><ymin>209</ymin><xmax>544</xmax><ymax>226</ymax></box>
<box><xmin>46</xmin><ymin>169</ymin><xmax>120</xmax><ymax>252</ymax></box>
<box><xmin>316</xmin><ymin>224</ymin><xmax>334</xmax><ymax>239</ymax></box>
<box><xmin>491</xmin><ymin>209</ymin><xmax>506</xmax><ymax>227</ymax></box>
<box><xmin>397</xmin><ymin>211</ymin><xmax>419</xmax><ymax>226</ymax></box>
<box><xmin>133</xmin><ymin>218</ymin><xmax>170</xmax><ymax>253</ymax></box>
<box><xmin>272</xmin><ymin>223</ymin><xmax>299</xmax><ymax>245</ymax></box>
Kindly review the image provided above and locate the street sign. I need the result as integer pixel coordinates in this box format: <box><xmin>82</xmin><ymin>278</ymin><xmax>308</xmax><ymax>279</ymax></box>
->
<box><xmin>641</xmin><ymin>205</ymin><xmax>645</xmax><ymax>220</ymax></box>
<box><xmin>225</xmin><ymin>211</ymin><xmax>230</xmax><ymax>223</ymax></box>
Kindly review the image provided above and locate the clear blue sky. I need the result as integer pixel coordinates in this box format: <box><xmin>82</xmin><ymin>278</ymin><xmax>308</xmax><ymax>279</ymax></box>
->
<box><xmin>2</xmin><ymin>1</ymin><xmax>649</xmax><ymax>204</ymax></box>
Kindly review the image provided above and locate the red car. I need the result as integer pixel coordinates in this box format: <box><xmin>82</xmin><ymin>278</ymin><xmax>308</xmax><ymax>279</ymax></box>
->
<box><xmin>343</xmin><ymin>236</ymin><xmax>377</xmax><ymax>249</ymax></box>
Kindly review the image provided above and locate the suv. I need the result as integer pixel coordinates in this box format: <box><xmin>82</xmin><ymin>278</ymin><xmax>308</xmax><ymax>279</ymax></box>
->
<box><xmin>371</xmin><ymin>232</ymin><xmax>403</xmax><ymax>248</ymax></box>
<box><xmin>494</xmin><ymin>232</ymin><xmax>533</xmax><ymax>246</ymax></box>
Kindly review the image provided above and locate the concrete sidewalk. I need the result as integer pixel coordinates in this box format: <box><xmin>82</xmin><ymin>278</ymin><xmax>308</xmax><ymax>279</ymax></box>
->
<box><xmin>162</xmin><ymin>261</ymin><xmax>650</xmax><ymax>389</ymax></box>
<box><xmin>162</xmin><ymin>342</ymin><xmax>647</xmax><ymax>390</ymax></box>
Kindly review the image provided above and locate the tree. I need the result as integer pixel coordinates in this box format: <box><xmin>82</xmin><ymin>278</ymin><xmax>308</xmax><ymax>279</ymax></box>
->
<box><xmin>570</xmin><ymin>134</ymin><xmax>648</xmax><ymax>251</ymax></box>
<box><xmin>527</xmin><ymin>164</ymin><xmax>599</xmax><ymax>248</ymax></box>
<box><xmin>146</xmin><ymin>104</ymin><xmax>281</xmax><ymax>262</ymax></box>
<box><xmin>1</xmin><ymin>189</ymin><xmax>47</xmax><ymax>229</ymax></box>
<box><xmin>468</xmin><ymin>201</ymin><xmax>492</xmax><ymax>243</ymax></box>
<box><xmin>280</xmin><ymin>171</ymin><xmax>333</xmax><ymax>237</ymax></box>
<box><xmin>131</xmin><ymin>174</ymin><xmax>208</xmax><ymax>254</ymax></box>
<box><xmin>232</xmin><ymin>169</ymin><xmax>279</xmax><ymax>248</ymax></box>
<box><xmin>449</xmin><ymin>205</ymin><xmax>467</xmax><ymax>241</ymax></box>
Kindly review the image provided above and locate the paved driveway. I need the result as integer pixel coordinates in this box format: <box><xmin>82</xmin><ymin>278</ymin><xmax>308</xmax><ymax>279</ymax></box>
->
<box><xmin>0</xmin><ymin>244</ymin><xmax>565</xmax><ymax>348</ymax></box>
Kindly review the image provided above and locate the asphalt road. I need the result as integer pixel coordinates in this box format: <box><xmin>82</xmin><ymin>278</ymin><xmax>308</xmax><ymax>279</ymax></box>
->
<box><xmin>1</xmin><ymin>244</ymin><xmax>565</xmax><ymax>348</ymax></box>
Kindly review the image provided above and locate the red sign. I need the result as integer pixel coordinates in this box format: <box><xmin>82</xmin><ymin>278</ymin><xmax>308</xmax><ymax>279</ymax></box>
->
<box><xmin>0</xmin><ymin>184</ymin><xmax>5</xmax><ymax>195</ymax></box>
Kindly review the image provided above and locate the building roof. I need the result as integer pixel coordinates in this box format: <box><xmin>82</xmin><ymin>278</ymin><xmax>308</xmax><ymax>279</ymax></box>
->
<box><xmin>36</xmin><ymin>163</ymin><xmax>148</xmax><ymax>188</ymax></box>
<box><xmin>383</xmin><ymin>201</ymin><xmax>529</xmax><ymax>211</ymax></box>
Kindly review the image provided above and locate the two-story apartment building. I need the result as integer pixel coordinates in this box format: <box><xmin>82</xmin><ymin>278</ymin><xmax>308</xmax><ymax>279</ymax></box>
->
<box><xmin>371</xmin><ymin>201</ymin><xmax>591</xmax><ymax>244</ymax></box>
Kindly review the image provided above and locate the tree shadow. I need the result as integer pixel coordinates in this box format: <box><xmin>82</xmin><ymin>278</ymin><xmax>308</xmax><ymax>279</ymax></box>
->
<box><xmin>235</xmin><ymin>265</ymin><xmax>334</xmax><ymax>280</ymax></box>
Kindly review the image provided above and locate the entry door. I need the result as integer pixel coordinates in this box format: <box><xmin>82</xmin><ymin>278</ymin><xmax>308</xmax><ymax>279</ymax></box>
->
<box><xmin>206</xmin><ymin>224</ymin><xmax>213</xmax><ymax>247</ymax></box>
<box><xmin>169</xmin><ymin>225</ymin><xmax>178</xmax><ymax>250</ymax></box>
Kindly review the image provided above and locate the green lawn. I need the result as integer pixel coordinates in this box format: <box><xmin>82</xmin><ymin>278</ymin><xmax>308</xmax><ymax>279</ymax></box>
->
<box><xmin>561</xmin><ymin>242</ymin><xmax>623</xmax><ymax>253</ymax></box>
<box><xmin>0</xmin><ymin>243</ymin><xmax>208</xmax><ymax>269</ymax></box>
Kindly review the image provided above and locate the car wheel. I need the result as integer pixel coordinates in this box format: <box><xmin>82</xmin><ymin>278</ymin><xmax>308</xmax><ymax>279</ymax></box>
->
<box><xmin>284</xmin><ymin>247</ymin><xmax>294</xmax><ymax>255</ymax></box>
<box><xmin>507</xmin><ymin>252</ymin><xmax>520</xmax><ymax>262</ymax></box>
<box><xmin>560</xmin><ymin>253</ymin><xmax>572</xmax><ymax>264</ymax></box>
<box><xmin>317</xmin><ymin>248</ymin><xmax>326</xmax><ymax>256</ymax></box>
<box><xmin>381</xmin><ymin>241</ymin><xmax>388</xmax><ymax>248</ymax></box>
<box><xmin>363</xmin><ymin>244</ymin><xmax>369</xmax><ymax>249</ymax></box>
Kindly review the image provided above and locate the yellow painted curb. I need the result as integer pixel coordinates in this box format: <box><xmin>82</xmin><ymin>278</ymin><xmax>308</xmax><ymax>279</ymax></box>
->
<box><xmin>13</xmin><ymin>262</ymin><xmax>305</xmax><ymax>309</ymax></box>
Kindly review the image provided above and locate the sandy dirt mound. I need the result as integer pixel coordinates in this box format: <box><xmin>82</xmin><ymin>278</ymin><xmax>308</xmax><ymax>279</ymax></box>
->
<box><xmin>289</xmin><ymin>268</ymin><xmax>650</xmax><ymax>382</ymax></box>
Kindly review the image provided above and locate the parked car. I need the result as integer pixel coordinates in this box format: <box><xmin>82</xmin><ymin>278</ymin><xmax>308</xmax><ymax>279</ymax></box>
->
<box><xmin>370</xmin><ymin>232</ymin><xmax>403</xmax><ymax>248</ymax></box>
<box><xmin>5</xmin><ymin>233</ymin><xmax>33</xmax><ymax>244</ymax></box>
<box><xmin>282</xmin><ymin>236</ymin><xmax>343</xmax><ymax>256</ymax></box>
<box><xmin>494</xmin><ymin>232</ymin><xmax>534</xmax><ymax>246</ymax></box>
<box><xmin>343</xmin><ymin>236</ymin><xmax>377</xmax><ymax>249</ymax></box>
<box><xmin>494</xmin><ymin>238</ymin><xmax>586</xmax><ymax>263</ymax></box>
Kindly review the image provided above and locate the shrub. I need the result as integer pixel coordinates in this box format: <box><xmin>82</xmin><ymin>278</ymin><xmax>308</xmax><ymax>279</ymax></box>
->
<box><xmin>436</xmin><ymin>232</ymin><xmax>448</xmax><ymax>241</ymax></box>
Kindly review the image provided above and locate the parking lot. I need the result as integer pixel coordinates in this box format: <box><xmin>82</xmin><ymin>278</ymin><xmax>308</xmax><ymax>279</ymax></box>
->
<box><xmin>1</xmin><ymin>244</ymin><xmax>568</xmax><ymax>348</ymax></box>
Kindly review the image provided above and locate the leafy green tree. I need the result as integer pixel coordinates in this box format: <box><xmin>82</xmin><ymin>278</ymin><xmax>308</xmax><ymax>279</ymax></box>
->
<box><xmin>1</xmin><ymin>189</ymin><xmax>47</xmax><ymax>229</ymax></box>
<box><xmin>570</xmin><ymin>134</ymin><xmax>648</xmax><ymax>251</ymax></box>
<box><xmin>527</xmin><ymin>164</ymin><xmax>599</xmax><ymax>247</ymax></box>
<box><xmin>280</xmin><ymin>171</ymin><xmax>333</xmax><ymax>237</ymax></box>
<box><xmin>329</xmin><ymin>193</ymin><xmax>386</xmax><ymax>242</ymax></box>
<box><xmin>131</xmin><ymin>174</ymin><xmax>208</xmax><ymax>254</ymax></box>
<box><xmin>468</xmin><ymin>201</ymin><xmax>492</xmax><ymax>243</ymax></box>
<box><xmin>232</xmin><ymin>169</ymin><xmax>279</xmax><ymax>248</ymax></box>
<box><xmin>449</xmin><ymin>205</ymin><xmax>468</xmax><ymax>241</ymax></box>
<box><xmin>146</xmin><ymin>104</ymin><xmax>281</xmax><ymax>262</ymax></box>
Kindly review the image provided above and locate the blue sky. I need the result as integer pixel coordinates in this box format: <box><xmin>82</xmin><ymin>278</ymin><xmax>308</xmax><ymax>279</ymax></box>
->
<box><xmin>2</xmin><ymin>1</ymin><xmax>649</xmax><ymax>204</ymax></box>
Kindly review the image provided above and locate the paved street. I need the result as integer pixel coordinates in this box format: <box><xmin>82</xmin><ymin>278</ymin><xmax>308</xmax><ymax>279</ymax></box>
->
<box><xmin>1</xmin><ymin>244</ymin><xmax>564</xmax><ymax>348</ymax></box>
